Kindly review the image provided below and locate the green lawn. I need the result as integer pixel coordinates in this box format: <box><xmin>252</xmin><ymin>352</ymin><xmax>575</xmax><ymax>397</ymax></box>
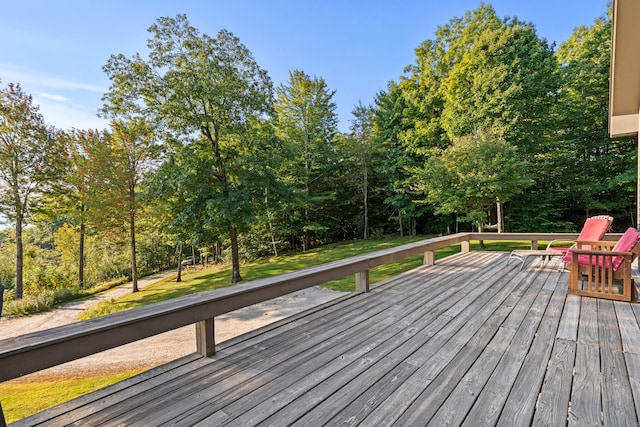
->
<box><xmin>2</xmin><ymin>235</ymin><xmax>537</xmax><ymax>423</ymax></box>
<box><xmin>0</xmin><ymin>370</ymin><xmax>144</xmax><ymax>424</ymax></box>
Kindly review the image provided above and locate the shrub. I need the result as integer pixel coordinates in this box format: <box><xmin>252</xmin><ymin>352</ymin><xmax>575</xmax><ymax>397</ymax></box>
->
<box><xmin>3</xmin><ymin>291</ymin><xmax>56</xmax><ymax>317</ymax></box>
<box><xmin>78</xmin><ymin>299</ymin><xmax>122</xmax><ymax>320</ymax></box>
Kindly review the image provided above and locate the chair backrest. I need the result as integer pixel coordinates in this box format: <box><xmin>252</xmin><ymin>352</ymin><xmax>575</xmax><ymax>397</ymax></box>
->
<box><xmin>561</xmin><ymin>215</ymin><xmax>613</xmax><ymax>263</ymax></box>
<box><xmin>577</xmin><ymin>215</ymin><xmax>613</xmax><ymax>241</ymax></box>
<box><xmin>611</xmin><ymin>227</ymin><xmax>640</xmax><ymax>270</ymax></box>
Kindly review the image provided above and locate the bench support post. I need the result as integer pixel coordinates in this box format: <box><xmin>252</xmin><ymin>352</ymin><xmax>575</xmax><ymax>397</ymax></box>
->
<box><xmin>196</xmin><ymin>318</ymin><xmax>215</xmax><ymax>357</ymax></box>
<box><xmin>461</xmin><ymin>241</ymin><xmax>470</xmax><ymax>253</ymax></box>
<box><xmin>356</xmin><ymin>270</ymin><xmax>370</xmax><ymax>292</ymax></box>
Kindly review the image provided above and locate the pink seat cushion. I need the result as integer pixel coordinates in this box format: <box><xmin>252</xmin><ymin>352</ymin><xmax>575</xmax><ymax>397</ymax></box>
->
<box><xmin>565</xmin><ymin>227</ymin><xmax>640</xmax><ymax>271</ymax></box>
<box><xmin>611</xmin><ymin>227</ymin><xmax>640</xmax><ymax>270</ymax></box>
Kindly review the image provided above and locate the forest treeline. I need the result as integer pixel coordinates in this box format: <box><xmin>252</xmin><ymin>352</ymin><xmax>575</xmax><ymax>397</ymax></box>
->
<box><xmin>0</xmin><ymin>4</ymin><xmax>634</xmax><ymax>306</ymax></box>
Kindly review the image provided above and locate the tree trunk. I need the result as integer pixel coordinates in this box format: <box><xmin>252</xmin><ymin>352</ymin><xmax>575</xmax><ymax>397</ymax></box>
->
<box><xmin>362</xmin><ymin>153</ymin><xmax>369</xmax><ymax>240</ymax></box>
<box><xmin>497</xmin><ymin>200</ymin><xmax>504</xmax><ymax>233</ymax></box>
<box><xmin>229</xmin><ymin>225</ymin><xmax>242</xmax><ymax>283</ymax></box>
<box><xmin>265</xmin><ymin>189</ymin><xmax>279</xmax><ymax>257</ymax></box>
<box><xmin>79</xmin><ymin>220</ymin><xmax>85</xmax><ymax>288</ymax></box>
<box><xmin>130</xmin><ymin>210</ymin><xmax>138</xmax><ymax>293</ymax></box>
<box><xmin>176</xmin><ymin>242</ymin><xmax>183</xmax><ymax>282</ymax></box>
<box><xmin>363</xmin><ymin>195</ymin><xmax>369</xmax><ymax>239</ymax></box>
<box><xmin>15</xmin><ymin>215</ymin><xmax>23</xmax><ymax>300</ymax></box>
<box><xmin>128</xmin><ymin>180</ymin><xmax>138</xmax><ymax>293</ymax></box>
<box><xmin>204</xmin><ymin>124</ymin><xmax>243</xmax><ymax>282</ymax></box>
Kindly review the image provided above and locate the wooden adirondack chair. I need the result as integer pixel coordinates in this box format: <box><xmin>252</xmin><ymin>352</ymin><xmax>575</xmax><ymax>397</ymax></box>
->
<box><xmin>566</xmin><ymin>227</ymin><xmax>640</xmax><ymax>302</ymax></box>
<box><xmin>546</xmin><ymin>215</ymin><xmax>613</xmax><ymax>254</ymax></box>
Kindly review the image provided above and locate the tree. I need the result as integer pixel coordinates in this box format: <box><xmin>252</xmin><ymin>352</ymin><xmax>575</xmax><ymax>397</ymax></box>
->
<box><xmin>50</xmin><ymin>129</ymin><xmax>103</xmax><ymax>288</ymax></box>
<box><xmin>102</xmin><ymin>14</ymin><xmax>273</xmax><ymax>283</ymax></box>
<box><xmin>85</xmin><ymin>120</ymin><xmax>157</xmax><ymax>292</ymax></box>
<box><xmin>372</xmin><ymin>82</ymin><xmax>433</xmax><ymax>236</ymax></box>
<box><xmin>422</xmin><ymin>130</ymin><xmax>531</xmax><ymax>232</ymax></box>
<box><xmin>397</xmin><ymin>4</ymin><xmax>558</xmax><ymax>231</ymax></box>
<box><xmin>274</xmin><ymin>69</ymin><xmax>338</xmax><ymax>250</ymax></box>
<box><xmin>0</xmin><ymin>83</ymin><xmax>64</xmax><ymax>299</ymax></box>
<box><xmin>349</xmin><ymin>101</ymin><xmax>375</xmax><ymax>239</ymax></box>
<box><xmin>553</xmin><ymin>9</ymin><xmax>636</xmax><ymax>226</ymax></box>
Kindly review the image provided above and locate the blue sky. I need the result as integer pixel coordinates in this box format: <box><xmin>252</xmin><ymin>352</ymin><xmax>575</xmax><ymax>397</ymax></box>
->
<box><xmin>0</xmin><ymin>0</ymin><xmax>610</xmax><ymax>133</ymax></box>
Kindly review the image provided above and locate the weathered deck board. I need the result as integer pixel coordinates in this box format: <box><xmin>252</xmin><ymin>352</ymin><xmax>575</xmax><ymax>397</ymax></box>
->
<box><xmin>569</xmin><ymin>297</ymin><xmax>601</xmax><ymax>427</ymax></box>
<box><xmin>599</xmin><ymin>299</ymin><xmax>637</xmax><ymax>427</ymax></box>
<box><xmin>11</xmin><ymin>251</ymin><xmax>640</xmax><ymax>427</ymax></box>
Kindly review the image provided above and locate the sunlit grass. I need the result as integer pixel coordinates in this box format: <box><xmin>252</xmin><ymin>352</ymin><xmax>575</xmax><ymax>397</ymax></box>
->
<box><xmin>0</xmin><ymin>370</ymin><xmax>144</xmax><ymax>424</ymax></box>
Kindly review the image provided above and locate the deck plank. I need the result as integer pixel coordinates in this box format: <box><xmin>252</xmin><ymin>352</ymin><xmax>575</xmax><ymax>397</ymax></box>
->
<box><xmin>532</xmin><ymin>338</ymin><xmax>576</xmax><ymax>426</ymax></box>
<box><xmin>213</xmin><ymin>254</ymin><xmax>512</xmax><ymax>427</ymax></box>
<box><xmin>427</xmin><ymin>267</ymin><xmax>555</xmax><ymax>426</ymax></box>
<box><xmin>568</xmin><ymin>297</ymin><xmax>602</xmax><ymax>427</ymax></box>
<box><xmin>135</xmin><ymin>254</ymin><xmax>492</xmax><ymax>426</ymax></box>
<box><xmin>8</xmin><ymin>252</ymin><xmax>640</xmax><ymax>427</ymax></box>
<box><xmin>598</xmin><ymin>299</ymin><xmax>636</xmax><ymax>427</ymax></box>
<box><xmin>461</xmin><ymin>269</ymin><xmax>562</xmax><ymax>426</ymax></box>
<box><xmin>496</xmin><ymin>272</ymin><xmax>567</xmax><ymax>426</ymax></box>
<box><xmin>392</xmin><ymin>264</ymin><xmax>538</xmax><ymax>425</ymax></box>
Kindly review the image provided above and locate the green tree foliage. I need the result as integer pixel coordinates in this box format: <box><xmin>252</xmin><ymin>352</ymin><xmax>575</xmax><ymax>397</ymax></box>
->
<box><xmin>0</xmin><ymin>83</ymin><xmax>65</xmax><ymax>299</ymax></box>
<box><xmin>389</xmin><ymin>4</ymin><xmax>558</xmax><ymax>231</ymax></box>
<box><xmin>102</xmin><ymin>14</ymin><xmax>274</xmax><ymax>283</ymax></box>
<box><xmin>349</xmin><ymin>101</ymin><xmax>375</xmax><ymax>239</ymax></box>
<box><xmin>552</xmin><ymin>9</ymin><xmax>636</xmax><ymax>224</ymax></box>
<box><xmin>422</xmin><ymin>130</ymin><xmax>531</xmax><ymax>230</ymax></box>
<box><xmin>47</xmin><ymin>129</ymin><xmax>104</xmax><ymax>289</ymax></box>
<box><xmin>437</xmin><ymin>6</ymin><xmax>558</xmax><ymax>149</ymax></box>
<box><xmin>73</xmin><ymin>121</ymin><xmax>157</xmax><ymax>292</ymax></box>
<box><xmin>274</xmin><ymin>70</ymin><xmax>339</xmax><ymax>250</ymax></box>
<box><xmin>372</xmin><ymin>83</ymin><xmax>431</xmax><ymax>236</ymax></box>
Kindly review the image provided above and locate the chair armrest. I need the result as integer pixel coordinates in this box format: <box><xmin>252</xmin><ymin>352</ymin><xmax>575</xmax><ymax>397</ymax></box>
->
<box><xmin>574</xmin><ymin>240</ymin><xmax>616</xmax><ymax>250</ymax></box>
<box><xmin>570</xmin><ymin>249</ymin><xmax>633</xmax><ymax>257</ymax></box>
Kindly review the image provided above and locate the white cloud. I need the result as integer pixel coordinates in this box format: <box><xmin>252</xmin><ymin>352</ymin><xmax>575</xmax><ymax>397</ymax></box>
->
<box><xmin>0</xmin><ymin>62</ymin><xmax>110</xmax><ymax>131</ymax></box>
<box><xmin>39</xmin><ymin>92</ymin><xmax>69</xmax><ymax>102</ymax></box>
<box><xmin>0</xmin><ymin>62</ymin><xmax>107</xmax><ymax>93</ymax></box>
<box><xmin>32</xmin><ymin>95</ymin><xmax>109</xmax><ymax>131</ymax></box>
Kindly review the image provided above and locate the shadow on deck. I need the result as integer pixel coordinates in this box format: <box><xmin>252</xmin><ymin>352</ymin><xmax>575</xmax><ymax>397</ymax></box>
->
<box><xmin>12</xmin><ymin>251</ymin><xmax>640</xmax><ymax>426</ymax></box>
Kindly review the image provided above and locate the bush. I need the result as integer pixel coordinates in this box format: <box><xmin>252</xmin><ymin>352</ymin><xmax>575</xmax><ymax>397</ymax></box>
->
<box><xmin>78</xmin><ymin>298</ymin><xmax>122</xmax><ymax>320</ymax></box>
<box><xmin>3</xmin><ymin>291</ymin><xmax>56</xmax><ymax>317</ymax></box>
<box><xmin>1</xmin><ymin>276</ymin><xmax>129</xmax><ymax>317</ymax></box>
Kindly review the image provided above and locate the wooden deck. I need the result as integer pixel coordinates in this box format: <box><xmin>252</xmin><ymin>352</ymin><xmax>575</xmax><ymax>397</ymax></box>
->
<box><xmin>12</xmin><ymin>251</ymin><xmax>640</xmax><ymax>426</ymax></box>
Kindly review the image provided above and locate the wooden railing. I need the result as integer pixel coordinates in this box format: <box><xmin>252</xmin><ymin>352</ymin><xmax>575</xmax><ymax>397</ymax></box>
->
<box><xmin>0</xmin><ymin>231</ymin><xmax>618</xmax><ymax>384</ymax></box>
